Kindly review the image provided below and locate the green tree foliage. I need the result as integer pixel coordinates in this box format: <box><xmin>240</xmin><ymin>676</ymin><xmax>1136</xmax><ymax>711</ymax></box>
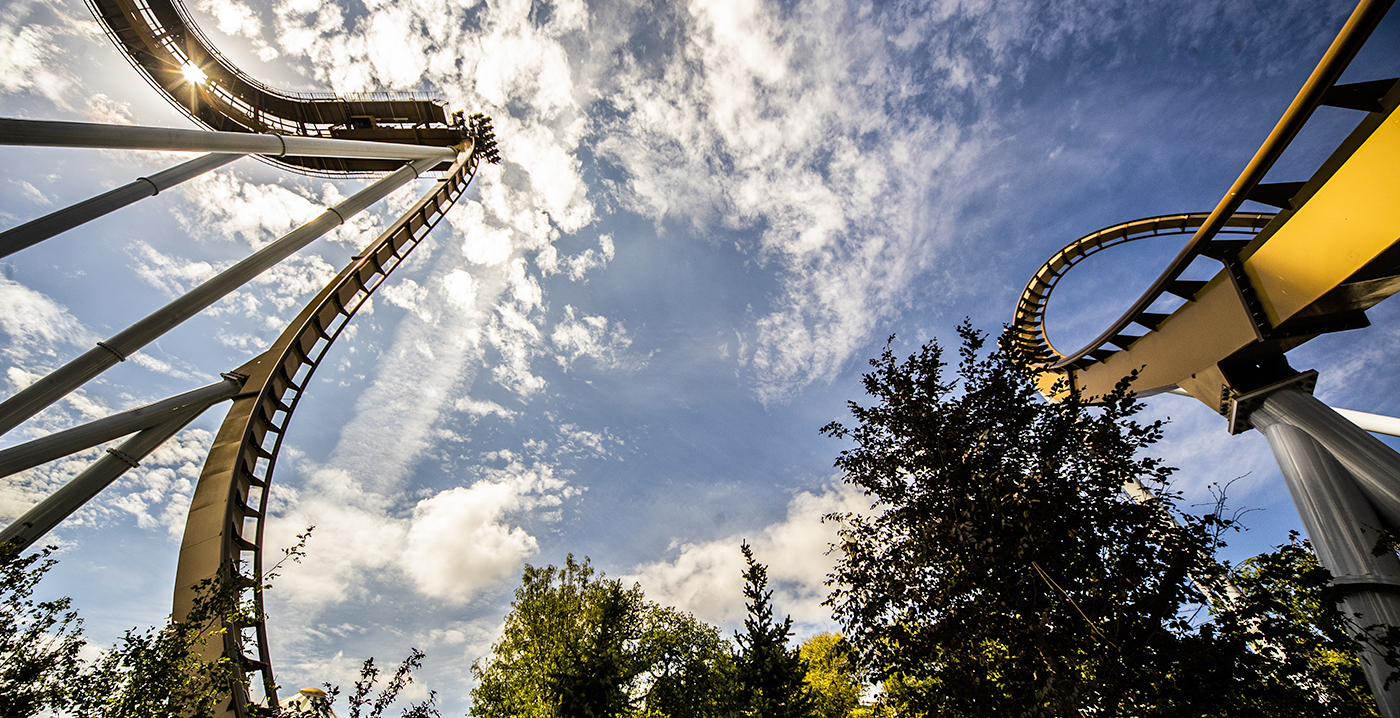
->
<box><xmin>636</xmin><ymin>605</ymin><xmax>736</xmax><ymax>718</ymax></box>
<box><xmin>1218</xmin><ymin>534</ymin><xmax>1379</xmax><ymax>714</ymax></box>
<box><xmin>282</xmin><ymin>649</ymin><xmax>441</xmax><ymax>718</ymax></box>
<box><xmin>471</xmin><ymin>555</ymin><xmax>734</xmax><ymax>718</ymax></box>
<box><xmin>823</xmin><ymin>326</ymin><xmax>1384</xmax><ymax>716</ymax></box>
<box><xmin>0</xmin><ymin>541</ymin><xmax>233</xmax><ymax>717</ymax></box>
<box><xmin>2</xmin><ymin>527</ymin><xmax>434</xmax><ymax>717</ymax></box>
<box><xmin>798</xmin><ymin>633</ymin><xmax>861</xmax><ymax>718</ymax></box>
<box><xmin>733</xmin><ymin>542</ymin><xmax>813</xmax><ymax>718</ymax></box>
<box><xmin>0</xmin><ymin>544</ymin><xmax>86</xmax><ymax>717</ymax></box>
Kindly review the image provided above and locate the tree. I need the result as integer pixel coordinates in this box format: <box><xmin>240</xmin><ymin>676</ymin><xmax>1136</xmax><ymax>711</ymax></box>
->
<box><xmin>76</xmin><ymin>528</ymin><xmax>317</xmax><ymax>717</ymax></box>
<box><xmin>1212</xmin><ymin>534</ymin><xmax>1379</xmax><ymax>715</ymax></box>
<box><xmin>733</xmin><ymin>542</ymin><xmax>813</xmax><ymax>718</ymax></box>
<box><xmin>2</xmin><ymin>527</ymin><xmax>443</xmax><ymax>717</ymax></box>
<box><xmin>0</xmin><ymin>543</ymin><xmax>86</xmax><ymax>717</ymax></box>
<box><xmin>797</xmin><ymin>633</ymin><xmax>861</xmax><ymax>718</ymax></box>
<box><xmin>282</xmin><ymin>649</ymin><xmax>441</xmax><ymax>718</ymax></box>
<box><xmin>822</xmin><ymin>326</ymin><xmax>1383</xmax><ymax>716</ymax></box>
<box><xmin>471</xmin><ymin>555</ymin><xmax>735</xmax><ymax>718</ymax></box>
<box><xmin>635</xmin><ymin>604</ymin><xmax>737</xmax><ymax>718</ymax></box>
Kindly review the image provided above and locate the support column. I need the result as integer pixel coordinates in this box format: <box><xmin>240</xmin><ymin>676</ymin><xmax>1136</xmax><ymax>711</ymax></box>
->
<box><xmin>1252</xmin><ymin>388</ymin><xmax>1400</xmax><ymax>529</ymax></box>
<box><xmin>0</xmin><ymin>117</ymin><xmax>457</xmax><ymax>162</ymax></box>
<box><xmin>0</xmin><ymin>374</ymin><xmax>244</xmax><ymax>479</ymax></box>
<box><xmin>0</xmin><ymin>152</ymin><xmax>242</xmax><ymax>259</ymax></box>
<box><xmin>0</xmin><ymin>155</ymin><xmax>440</xmax><ymax>437</ymax></box>
<box><xmin>0</xmin><ymin>404</ymin><xmax>206</xmax><ymax>552</ymax></box>
<box><xmin>1253</xmin><ymin>410</ymin><xmax>1400</xmax><ymax>718</ymax></box>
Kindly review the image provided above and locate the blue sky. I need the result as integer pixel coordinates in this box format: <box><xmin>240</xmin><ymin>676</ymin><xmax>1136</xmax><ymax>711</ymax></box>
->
<box><xmin>2</xmin><ymin>0</ymin><xmax>1400</xmax><ymax>711</ymax></box>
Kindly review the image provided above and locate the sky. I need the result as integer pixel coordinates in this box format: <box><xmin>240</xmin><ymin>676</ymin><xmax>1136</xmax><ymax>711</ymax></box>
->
<box><xmin>2</xmin><ymin>0</ymin><xmax>1400</xmax><ymax>711</ymax></box>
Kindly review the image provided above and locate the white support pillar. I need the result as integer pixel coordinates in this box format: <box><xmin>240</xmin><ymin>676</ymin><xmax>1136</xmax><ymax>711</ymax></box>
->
<box><xmin>1253</xmin><ymin>415</ymin><xmax>1400</xmax><ymax>718</ymax></box>
<box><xmin>0</xmin><ymin>374</ymin><xmax>244</xmax><ymax>478</ymax></box>
<box><xmin>0</xmin><ymin>155</ymin><xmax>441</xmax><ymax>436</ymax></box>
<box><xmin>0</xmin><ymin>117</ymin><xmax>457</xmax><ymax>161</ymax></box>
<box><xmin>0</xmin><ymin>152</ymin><xmax>242</xmax><ymax>259</ymax></box>
<box><xmin>0</xmin><ymin>404</ymin><xmax>207</xmax><ymax>552</ymax></box>
<box><xmin>1252</xmin><ymin>389</ymin><xmax>1400</xmax><ymax>530</ymax></box>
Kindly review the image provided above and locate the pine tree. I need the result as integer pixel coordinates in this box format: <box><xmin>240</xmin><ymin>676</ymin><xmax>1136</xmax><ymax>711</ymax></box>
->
<box><xmin>733</xmin><ymin>542</ymin><xmax>813</xmax><ymax>718</ymax></box>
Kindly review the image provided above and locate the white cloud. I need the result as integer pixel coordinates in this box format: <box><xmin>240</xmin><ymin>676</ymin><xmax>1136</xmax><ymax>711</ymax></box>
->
<box><xmin>590</xmin><ymin>0</ymin><xmax>994</xmax><ymax>402</ymax></box>
<box><xmin>128</xmin><ymin>240</ymin><xmax>334</xmax><ymax>325</ymax></box>
<box><xmin>11</xmin><ymin>179</ymin><xmax>51</xmax><ymax>206</ymax></box>
<box><xmin>0</xmin><ymin>3</ymin><xmax>86</xmax><ymax>108</ymax></box>
<box><xmin>555</xmin><ymin>423</ymin><xmax>620</xmax><ymax>459</ymax></box>
<box><xmin>626</xmin><ymin>483</ymin><xmax>869</xmax><ymax>630</ymax></box>
<box><xmin>191</xmin><ymin>0</ymin><xmax>280</xmax><ymax>61</ymax></box>
<box><xmin>129</xmin><ymin>241</ymin><xmax>220</xmax><ymax>296</ymax></box>
<box><xmin>550</xmin><ymin>305</ymin><xmax>631</xmax><ymax>372</ymax></box>
<box><xmin>0</xmin><ymin>427</ymin><xmax>213</xmax><ymax>539</ymax></box>
<box><xmin>253</xmin><ymin>253</ymin><xmax>338</xmax><ymax>312</ymax></box>
<box><xmin>441</xmin><ymin>269</ymin><xmax>479</xmax><ymax>312</ymax></box>
<box><xmin>537</xmin><ymin>234</ymin><xmax>615</xmax><ymax>281</ymax></box>
<box><xmin>403</xmin><ymin>460</ymin><xmax>575</xmax><ymax>604</ymax></box>
<box><xmin>381</xmin><ymin>278</ymin><xmax>432</xmax><ymax>321</ymax></box>
<box><xmin>179</xmin><ymin>170</ymin><xmax>324</xmax><ymax>250</ymax></box>
<box><xmin>455</xmin><ymin>397</ymin><xmax>517</xmax><ymax>422</ymax></box>
<box><xmin>268</xmin><ymin>455</ymin><xmax>578</xmax><ymax>611</ymax></box>
<box><xmin>108</xmin><ymin>428</ymin><xmax>214</xmax><ymax>536</ymax></box>
<box><xmin>0</xmin><ymin>278</ymin><xmax>95</xmax><ymax>364</ymax></box>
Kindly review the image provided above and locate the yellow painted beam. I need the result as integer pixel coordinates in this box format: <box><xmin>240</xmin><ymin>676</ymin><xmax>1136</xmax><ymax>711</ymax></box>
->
<box><xmin>1246</xmin><ymin>107</ymin><xmax>1400</xmax><ymax>326</ymax></box>
<box><xmin>1059</xmin><ymin>101</ymin><xmax>1400</xmax><ymax>401</ymax></box>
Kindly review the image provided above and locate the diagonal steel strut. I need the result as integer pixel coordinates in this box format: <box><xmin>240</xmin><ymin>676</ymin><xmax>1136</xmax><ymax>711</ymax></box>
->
<box><xmin>0</xmin><ymin>403</ymin><xmax>208</xmax><ymax>552</ymax></box>
<box><xmin>0</xmin><ymin>118</ymin><xmax>458</xmax><ymax>162</ymax></box>
<box><xmin>0</xmin><ymin>152</ymin><xmax>243</xmax><ymax>259</ymax></box>
<box><xmin>0</xmin><ymin>155</ymin><xmax>443</xmax><ymax>437</ymax></box>
<box><xmin>0</xmin><ymin>374</ymin><xmax>246</xmax><ymax>479</ymax></box>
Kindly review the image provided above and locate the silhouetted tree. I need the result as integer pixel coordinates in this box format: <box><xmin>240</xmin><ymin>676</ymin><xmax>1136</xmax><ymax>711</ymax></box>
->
<box><xmin>733</xmin><ymin>542</ymin><xmax>813</xmax><ymax>718</ymax></box>
<box><xmin>0</xmin><ymin>544</ymin><xmax>86</xmax><ymax>717</ymax></box>
<box><xmin>824</xmin><ymin>325</ymin><xmax>1384</xmax><ymax>716</ymax></box>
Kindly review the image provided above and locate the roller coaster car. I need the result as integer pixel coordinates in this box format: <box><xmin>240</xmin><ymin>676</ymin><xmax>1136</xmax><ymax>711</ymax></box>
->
<box><xmin>87</xmin><ymin>0</ymin><xmax>494</xmax><ymax>175</ymax></box>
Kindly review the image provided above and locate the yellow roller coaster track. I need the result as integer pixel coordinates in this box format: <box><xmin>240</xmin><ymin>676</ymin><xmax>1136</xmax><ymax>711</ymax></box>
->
<box><xmin>1013</xmin><ymin>0</ymin><xmax>1400</xmax><ymax>434</ymax></box>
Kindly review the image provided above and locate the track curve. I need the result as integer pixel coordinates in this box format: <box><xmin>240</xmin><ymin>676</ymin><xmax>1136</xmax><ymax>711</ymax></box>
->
<box><xmin>84</xmin><ymin>0</ymin><xmax>472</xmax><ymax>175</ymax></box>
<box><xmin>172</xmin><ymin>147</ymin><xmax>477</xmax><ymax>715</ymax></box>
<box><xmin>1013</xmin><ymin>0</ymin><xmax>1394</xmax><ymax>404</ymax></box>
<box><xmin>1012</xmin><ymin>212</ymin><xmax>1273</xmax><ymax>368</ymax></box>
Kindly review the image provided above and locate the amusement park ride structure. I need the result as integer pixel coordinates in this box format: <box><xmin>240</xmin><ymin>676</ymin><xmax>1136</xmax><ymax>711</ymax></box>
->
<box><xmin>0</xmin><ymin>0</ymin><xmax>497</xmax><ymax>713</ymax></box>
<box><xmin>1014</xmin><ymin>0</ymin><xmax>1400</xmax><ymax>712</ymax></box>
<box><xmin>0</xmin><ymin>0</ymin><xmax>1397</xmax><ymax>712</ymax></box>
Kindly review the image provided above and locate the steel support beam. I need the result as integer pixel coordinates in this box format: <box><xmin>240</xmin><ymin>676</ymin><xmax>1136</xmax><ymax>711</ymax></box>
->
<box><xmin>1254</xmin><ymin>417</ymin><xmax>1400</xmax><ymax>718</ymax></box>
<box><xmin>1122</xmin><ymin>476</ymin><xmax>1244</xmax><ymax>608</ymax></box>
<box><xmin>0</xmin><ymin>375</ymin><xmax>244</xmax><ymax>478</ymax></box>
<box><xmin>0</xmin><ymin>404</ymin><xmax>206</xmax><ymax>552</ymax></box>
<box><xmin>0</xmin><ymin>156</ymin><xmax>440</xmax><ymax>437</ymax></box>
<box><xmin>1253</xmin><ymin>388</ymin><xmax>1400</xmax><ymax>530</ymax></box>
<box><xmin>0</xmin><ymin>153</ymin><xmax>242</xmax><ymax>259</ymax></box>
<box><xmin>0</xmin><ymin>118</ymin><xmax>458</xmax><ymax>162</ymax></box>
<box><xmin>1335</xmin><ymin>408</ymin><xmax>1400</xmax><ymax>438</ymax></box>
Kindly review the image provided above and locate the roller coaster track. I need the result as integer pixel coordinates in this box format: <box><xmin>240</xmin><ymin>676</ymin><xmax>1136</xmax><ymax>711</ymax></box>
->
<box><xmin>1012</xmin><ymin>3</ymin><xmax>1400</xmax><ymax>709</ymax></box>
<box><xmin>173</xmin><ymin>148</ymin><xmax>479</xmax><ymax>714</ymax></box>
<box><xmin>0</xmin><ymin>0</ymin><xmax>503</xmax><ymax>713</ymax></box>
<box><xmin>1012</xmin><ymin>0</ymin><xmax>1400</xmax><ymax>424</ymax></box>
<box><xmin>82</xmin><ymin>0</ymin><xmax>498</xmax><ymax>174</ymax></box>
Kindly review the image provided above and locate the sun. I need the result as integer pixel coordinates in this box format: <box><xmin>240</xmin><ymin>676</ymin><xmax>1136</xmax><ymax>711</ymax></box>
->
<box><xmin>179</xmin><ymin>63</ymin><xmax>207</xmax><ymax>85</ymax></box>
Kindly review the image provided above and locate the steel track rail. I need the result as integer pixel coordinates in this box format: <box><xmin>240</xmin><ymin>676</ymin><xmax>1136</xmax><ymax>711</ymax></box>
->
<box><xmin>1011</xmin><ymin>212</ymin><xmax>1274</xmax><ymax>366</ymax></box>
<box><xmin>82</xmin><ymin>0</ymin><xmax>469</xmax><ymax>176</ymax></box>
<box><xmin>1041</xmin><ymin>0</ymin><xmax>1394</xmax><ymax>372</ymax></box>
<box><xmin>171</xmin><ymin>148</ymin><xmax>477</xmax><ymax>716</ymax></box>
